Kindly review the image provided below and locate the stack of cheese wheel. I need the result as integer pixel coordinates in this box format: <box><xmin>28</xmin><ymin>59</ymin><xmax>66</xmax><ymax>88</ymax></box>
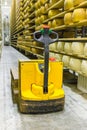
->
<box><xmin>64</xmin><ymin>0</ymin><xmax>73</xmax><ymax>10</ymax></box>
<box><xmin>49</xmin><ymin>42</ymin><xmax>57</xmax><ymax>51</ymax></box>
<box><xmin>52</xmin><ymin>19</ymin><xmax>64</xmax><ymax>28</ymax></box>
<box><xmin>64</xmin><ymin>12</ymin><xmax>73</xmax><ymax>25</ymax></box>
<box><xmin>62</xmin><ymin>55</ymin><xmax>70</xmax><ymax>67</ymax></box>
<box><xmin>84</xmin><ymin>43</ymin><xmax>87</xmax><ymax>57</ymax></box>
<box><xmin>69</xmin><ymin>58</ymin><xmax>81</xmax><ymax>71</ymax></box>
<box><xmin>73</xmin><ymin>0</ymin><xmax>86</xmax><ymax>6</ymax></box>
<box><xmin>64</xmin><ymin>42</ymin><xmax>72</xmax><ymax>53</ymax></box>
<box><xmin>72</xmin><ymin>8</ymin><xmax>86</xmax><ymax>23</ymax></box>
<box><xmin>54</xmin><ymin>54</ymin><xmax>62</xmax><ymax>61</ymax></box>
<box><xmin>71</xmin><ymin>42</ymin><xmax>84</xmax><ymax>55</ymax></box>
<box><xmin>81</xmin><ymin>60</ymin><xmax>87</xmax><ymax>76</ymax></box>
<box><xmin>57</xmin><ymin>42</ymin><xmax>65</xmax><ymax>52</ymax></box>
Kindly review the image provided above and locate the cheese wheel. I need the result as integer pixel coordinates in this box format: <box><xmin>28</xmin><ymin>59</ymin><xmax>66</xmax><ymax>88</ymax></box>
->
<box><xmin>48</xmin><ymin>10</ymin><xmax>61</xmax><ymax>18</ymax></box>
<box><xmin>40</xmin><ymin>15</ymin><xmax>47</xmax><ymax>23</ymax></box>
<box><xmin>33</xmin><ymin>42</ymin><xmax>37</xmax><ymax>46</ymax></box>
<box><xmin>40</xmin><ymin>0</ymin><xmax>46</xmax><ymax>5</ymax></box>
<box><xmin>69</xmin><ymin>58</ymin><xmax>81</xmax><ymax>71</ymax></box>
<box><xmin>37</xmin><ymin>9</ymin><xmax>41</xmax><ymax>16</ymax></box>
<box><xmin>62</xmin><ymin>55</ymin><xmax>70</xmax><ymax>66</ymax></box>
<box><xmin>37</xmin><ymin>0</ymin><xmax>41</xmax><ymax>7</ymax></box>
<box><xmin>48</xmin><ymin>21</ymin><xmax>52</xmax><ymax>28</ymax></box>
<box><xmin>81</xmin><ymin>60</ymin><xmax>87</xmax><ymax>75</ymax></box>
<box><xmin>35</xmin><ymin>3</ymin><xmax>38</xmax><ymax>9</ymax></box>
<box><xmin>64</xmin><ymin>42</ymin><xmax>72</xmax><ymax>53</ymax></box>
<box><xmin>72</xmin><ymin>8</ymin><xmax>86</xmax><ymax>23</ymax></box>
<box><xmin>64</xmin><ymin>0</ymin><xmax>73</xmax><ymax>11</ymax></box>
<box><xmin>64</xmin><ymin>12</ymin><xmax>73</xmax><ymax>25</ymax></box>
<box><xmin>73</xmin><ymin>0</ymin><xmax>86</xmax><ymax>6</ymax></box>
<box><xmin>35</xmin><ymin>10</ymin><xmax>38</xmax><ymax>17</ymax></box>
<box><xmin>54</xmin><ymin>54</ymin><xmax>62</xmax><ymax>61</ymax></box>
<box><xmin>31</xmin><ymin>48</ymin><xmax>37</xmax><ymax>53</ymax></box>
<box><xmin>49</xmin><ymin>43</ymin><xmax>56</xmax><ymax>50</ymax></box>
<box><xmin>72</xmin><ymin>42</ymin><xmax>84</xmax><ymax>55</ymax></box>
<box><xmin>57</xmin><ymin>42</ymin><xmax>65</xmax><ymax>51</ymax></box>
<box><xmin>35</xmin><ymin>17</ymin><xmax>41</xmax><ymax>25</ymax></box>
<box><xmin>40</xmin><ymin>6</ymin><xmax>45</xmax><ymax>14</ymax></box>
<box><xmin>49</xmin><ymin>52</ymin><xmax>55</xmax><ymax>57</ymax></box>
<box><xmin>84</xmin><ymin>43</ymin><xmax>87</xmax><ymax>56</ymax></box>
<box><xmin>25</xmin><ymin>36</ymin><xmax>32</xmax><ymax>39</ymax></box>
<box><xmin>45</xmin><ymin>3</ymin><xmax>49</xmax><ymax>10</ymax></box>
<box><xmin>50</xmin><ymin>0</ymin><xmax>59</xmax><ymax>4</ymax></box>
<box><xmin>52</xmin><ymin>19</ymin><xmax>63</xmax><ymax>27</ymax></box>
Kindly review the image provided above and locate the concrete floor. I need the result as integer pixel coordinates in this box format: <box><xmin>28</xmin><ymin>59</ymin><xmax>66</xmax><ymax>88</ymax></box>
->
<box><xmin>0</xmin><ymin>46</ymin><xmax>87</xmax><ymax>130</ymax></box>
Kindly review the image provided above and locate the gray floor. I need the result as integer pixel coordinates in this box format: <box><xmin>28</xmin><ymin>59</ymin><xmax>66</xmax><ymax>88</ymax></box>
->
<box><xmin>0</xmin><ymin>46</ymin><xmax>87</xmax><ymax>130</ymax></box>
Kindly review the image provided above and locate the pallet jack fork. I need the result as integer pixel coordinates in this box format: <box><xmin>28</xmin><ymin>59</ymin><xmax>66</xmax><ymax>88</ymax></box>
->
<box><xmin>11</xmin><ymin>25</ymin><xmax>65</xmax><ymax>113</ymax></box>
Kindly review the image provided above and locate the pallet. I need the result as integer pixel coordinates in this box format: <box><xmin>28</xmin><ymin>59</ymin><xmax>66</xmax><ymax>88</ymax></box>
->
<box><xmin>10</xmin><ymin>67</ymin><xmax>19</xmax><ymax>104</ymax></box>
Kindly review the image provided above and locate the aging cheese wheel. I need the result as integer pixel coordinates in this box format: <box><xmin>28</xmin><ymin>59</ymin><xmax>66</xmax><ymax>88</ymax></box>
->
<box><xmin>73</xmin><ymin>0</ymin><xmax>86</xmax><ymax>6</ymax></box>
<box><xmin>71</xmin><ymin>42</ymin><xmax>84</xmax><ymax>55</ymax></box>
<box><xmin>69</xmin><ymin>58</ymin><xmax>81</xmax><ymax>71</ymax></box>
<box><xmin>49</xmin><ymin>52</ymin><xmax>55</xmax><ymax>57</ymax></box>
<box><xmin>35</xmin><ymin>17</ymin><xmax>41</xmax><ymax>25</ymax></box>
<box><xmin>54</xmin><ymin>54</ymin><xmax>62</xmax><ymax>61</ymax></box>
<box><xmin>72</xmin><ymin>8</ymin><xmax>86</xmax><ymax>23</ymax></box>
<box><xmin>40</xmin><ymin>15</ymin><xmax>47</xmax><ymax>23</ymax></box>
<box><xmin>62</xmin><ymin>55</ymin><xmax>70</xmax><ymax>66</ymax></box>
<box><xmin>64</xmin><ymin>12</ymin><xmax>73</xmax><ymax>25</ymax></box>
<box><xmin>40</xmin><ymin>6</ymin><xmax>45</xmax><ymax>14</ymax></box>
<box><xmin>33</xmin><ymin>42</ymin><xmax>37</xmax><ymax>46</ymax></box>
<box><xmin>86</xmin><ymin>9</ymin><xmax>87</xmax><ymax>18</ymax></box>
<box><xmin>48</xmin><ymin>10</ymin><xmax>61</xmax><ymax>18</ymax></box>
<box><xmin>81</xmin><ymin>60</ymin><xmax>87</xmax><ymax>75</ymax></box>
<box><xmin>45</xmin><ymin>3</ymin><xmax>49</xmax><ymax>10</ymax></box>
<box><xmin>84</xmin><ymin>43</ymin><xmax>87</xmax><ymax>56</ymax></box>
<box><xmin>64</xmin><ymin>0</ymin><xmax>73</xmax><ymax>10</ymax></box>
<box><xmin>57</xmin><ymin>42</ymin><xmax>65</xmax><ymax>51</ymax></box>
<box><xmin>50</xmin><ymin>0</ymin><xmax>59</xmax><ymax>4</ymax></box>
<box><xmin>48</xmin><ymin>21</ymin><xmax>52</xmax><ymax>28</ymax></box>
<box><xmin>40</xmin><ymin>0</ymin><xmax>46</xmax><ymax>5</ymax></box>
<box><xmin>32</xmin><ymin>48</ymin><xmax>37</xmax><ymax>53</ymax></box>
<box><xmin>49</xmin><ymin>43</ymin><xmax>57</xmax><ymax>50</ymax></box>
<box><xmin>52</xmin><ymin>19</ymin><xmax>63</xmax><ymax>27</ymax></box>
<box><xmin>64</xmin><ymin>42</ymin><xmax>72</xmax><ymax>53</ymax></box>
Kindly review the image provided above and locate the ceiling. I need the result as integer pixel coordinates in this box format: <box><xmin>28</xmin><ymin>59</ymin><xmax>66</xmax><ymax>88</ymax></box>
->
<box><xmin>1</xmin><ymin>0</ymin><xmax>12</xmax><ymax>20</ymax></box>
<box><xmin>1</xmin><ymin>0</ymin><xmax>12</xmax><ymax>6</ymax></box>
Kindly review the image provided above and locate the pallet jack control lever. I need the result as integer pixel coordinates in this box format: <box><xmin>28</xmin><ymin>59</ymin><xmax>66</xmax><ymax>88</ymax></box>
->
<box><xmin>34</xmin><ymin>25</ymin><xmax>58</xmax><ymax>94</ymax></box>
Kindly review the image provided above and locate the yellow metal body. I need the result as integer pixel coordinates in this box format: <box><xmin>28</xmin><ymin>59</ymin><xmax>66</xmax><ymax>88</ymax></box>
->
<box><xmin>19</xmin><ymin>60</ymin><xmax>64</xmax><ymax>101</ymax></box>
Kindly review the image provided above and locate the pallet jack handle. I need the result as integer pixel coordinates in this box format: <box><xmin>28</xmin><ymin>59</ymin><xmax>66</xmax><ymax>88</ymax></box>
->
<box><xmin>34</xmin><ymin>25</ymin><xmax>58</xmax><ymax>94</ymax></box>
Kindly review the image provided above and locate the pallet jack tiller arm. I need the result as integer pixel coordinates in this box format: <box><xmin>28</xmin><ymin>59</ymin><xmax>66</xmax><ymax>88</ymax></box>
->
<box><xmin>34</xmin><ymin>25</ymin><xmax>58</xmax><ymax>94</ymax></box>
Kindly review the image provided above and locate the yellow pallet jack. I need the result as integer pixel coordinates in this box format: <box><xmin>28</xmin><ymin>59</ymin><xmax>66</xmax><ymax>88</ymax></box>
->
<box><xmin>11</xmin><ymin>25</ymin><xmax>65</xmax><ymax>113</ymax></box>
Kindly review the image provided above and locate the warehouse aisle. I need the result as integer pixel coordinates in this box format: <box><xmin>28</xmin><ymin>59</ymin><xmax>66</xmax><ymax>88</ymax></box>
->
<box><xmin>0</xmin><ymin>46</ymin><xmax>87</xmax><ymax>130</ymax></box>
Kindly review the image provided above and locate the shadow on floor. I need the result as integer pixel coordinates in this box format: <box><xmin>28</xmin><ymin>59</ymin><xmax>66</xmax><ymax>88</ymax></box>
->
<box><xmin>63</xmin><ymin>69</ymin><xmax>87</xmax><ymax>99</ymax></box>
